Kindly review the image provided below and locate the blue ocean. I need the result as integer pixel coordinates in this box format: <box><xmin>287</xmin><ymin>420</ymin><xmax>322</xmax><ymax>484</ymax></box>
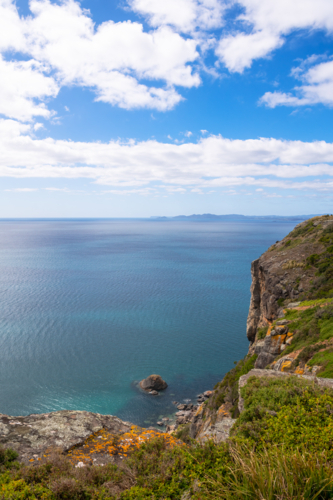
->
<box><xmin>0</xmin><ymin>219</ymin><xmax>297</xmax><ymax>427</ymax></box>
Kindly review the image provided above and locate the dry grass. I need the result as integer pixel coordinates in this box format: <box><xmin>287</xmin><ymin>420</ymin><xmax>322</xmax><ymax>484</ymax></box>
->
<box><xmin>202</xmin><ymin>445</ymin><xmax>333</xmax><ymax>500</ymax></box>
<box><xmin>282</xmin><ymin>260</ymin><xmax>305</xmax><ymax>270</ymax></box>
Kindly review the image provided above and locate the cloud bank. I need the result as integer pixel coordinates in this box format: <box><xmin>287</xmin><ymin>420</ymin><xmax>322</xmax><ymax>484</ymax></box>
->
<box><xmin>1</xmin><ymin>119</ymin><xmax>332</xmax><ymax>193</ymax></box>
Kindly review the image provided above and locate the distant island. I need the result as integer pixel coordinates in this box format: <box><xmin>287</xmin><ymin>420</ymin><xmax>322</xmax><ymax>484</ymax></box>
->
<box><xmin>151</xmin><ymin>213</ymin><xmax>323</xmax><ymax>222</ymax></box>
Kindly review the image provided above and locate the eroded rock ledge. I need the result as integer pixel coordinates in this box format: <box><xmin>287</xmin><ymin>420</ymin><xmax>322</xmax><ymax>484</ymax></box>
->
<box><xmin>0</xmin><ymin>410</ymin><xmax>134</xmax><ymax>464</ymax></box>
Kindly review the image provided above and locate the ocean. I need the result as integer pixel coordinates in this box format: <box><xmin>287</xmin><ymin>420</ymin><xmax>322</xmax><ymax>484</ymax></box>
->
<box><xmin>0</xmin><ymin>219</ymin><xmax>297</xmax><ymax>427</ymax></box>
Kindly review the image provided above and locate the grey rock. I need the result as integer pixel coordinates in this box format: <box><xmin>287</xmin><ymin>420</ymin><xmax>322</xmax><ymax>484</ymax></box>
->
<box><xmin>271</xmin><ymin>326</ymin><xmax>288</xmax><ymax>336</ymax></box>
<box><xmin>255</xmin><ymin>351</ymin><xmax>276</xmax><ymax>369</ymax></box>
<box><xmin>197</xmin><ymin>418</ymin><xmax>236</xmax><ymax>444</ymax></box>
<box><xmin>254</xmin><ymin>340</ymin><xmax>265</xmax><ymax>354</ymax></box>
<box><xmin>140</xmin><ymin>374</ymin><xmax>168</xmax><ymax>392</ymax></box>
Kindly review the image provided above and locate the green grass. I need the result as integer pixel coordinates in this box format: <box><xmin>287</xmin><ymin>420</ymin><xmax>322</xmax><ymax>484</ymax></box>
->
<box><xmin>308</xmin><ymin>349</ymin><xmax>333</xmax><ymax>378</ymax></box>
<box><xmin>300</xmin><ymin>297</ymin><xmax>333</xmax><ymax>307</ymax></box>
<box><xmin>202</xmin><ymin>446</ymin><xmax>333</xmax><ymax>500</ymax></box>
<box><xmin>319</xmin><ymin>317</ymin><xmax>333</xmax><ymax>341</ymax></box>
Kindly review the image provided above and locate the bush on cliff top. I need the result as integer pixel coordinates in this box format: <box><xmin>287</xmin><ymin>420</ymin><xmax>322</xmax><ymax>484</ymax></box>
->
<box><xmin>233</xmin><ymin>375</ymin><xmax>333</xmax><ymax>458</ymax></box>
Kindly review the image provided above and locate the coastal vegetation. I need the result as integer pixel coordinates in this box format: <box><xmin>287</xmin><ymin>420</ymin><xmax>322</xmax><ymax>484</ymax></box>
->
<box><xmin>2</xmin><ymin>375</ymin><xmax>333</xmax><ymax>499</ymax></box>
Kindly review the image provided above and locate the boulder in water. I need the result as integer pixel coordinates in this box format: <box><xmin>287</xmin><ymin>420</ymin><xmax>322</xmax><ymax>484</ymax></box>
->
<box><xmin>139</xmin><ymin>374</ymin><xmax>168</xmax><ymax>392</ymax></box>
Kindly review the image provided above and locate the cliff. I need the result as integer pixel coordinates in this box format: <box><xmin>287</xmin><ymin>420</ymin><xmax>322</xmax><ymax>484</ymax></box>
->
<box><xmin>247</xmin><ymin>214</ymin><xmax>333</xmax><ymax>374</ymax></box>
<box><xmin>177</xmin><ymin>215</ymin><xmax>333</xmax><ymax>441</ymax></box>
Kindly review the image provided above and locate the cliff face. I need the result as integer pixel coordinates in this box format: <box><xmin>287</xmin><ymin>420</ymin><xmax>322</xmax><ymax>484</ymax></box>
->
<box><xmin>246</xmin><ymin>215</ymin><xmax>333</xmax><ymax>369</ymax></box>
<box><xmin>246</xmin><ymin>219</ymin><xmax>325</xmax><ymax>343</ymax></box>
<box><xmin>181</xmin><ymin>215</ymin><xmax>333</xmax><ymax>441</ymax></box>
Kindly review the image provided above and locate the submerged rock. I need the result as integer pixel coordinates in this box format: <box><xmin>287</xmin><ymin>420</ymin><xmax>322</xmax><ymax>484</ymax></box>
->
<box><xmin>139</xmin><ymin>374</ymin><xmax>168</xmax><ymax>392</ymax></box>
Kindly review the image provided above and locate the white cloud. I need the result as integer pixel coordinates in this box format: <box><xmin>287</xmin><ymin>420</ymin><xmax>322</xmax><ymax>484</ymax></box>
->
<box><xmin>128</xmin><ymin>0</ymin><xmax>225</xmax><ymax>34</ymax></box>
<box><xmin>0</xmin><ymin>56</ymin><xmax>58</xmax><ymax>121</ymax></box>
<box><xmin>27</xmin><ymin>1</ymin><xmax>200</xmax><ymax>87</ymax></box>
<box><xmin>0</xmin><ymin>119</ymin><xmax>332</xmax><ymax>193</ymax></box>
<box><xmin>33</xmin><ymin>122</ymin><xmax>45</xmax><ymax>131</ymax></box>
<box><xmin>103</xmin><ymin>188</ymin><xmax>156</xmax><ymax>196</ymax></box>
<box><xmin>184</xmin><ymin>131</ymin><xmax>193</xmax><ymax>137</ymax></box>
<box><xmin>4</xmin><ymin>188</ymin><xmax>38</xmax><ymax>192</ymax></box>
<box><xmin>260</xmin><ymin>59</ymin><xmax>333</xmax><ymax>108</ymax></box>
<box><xmin>0</xmin><ymin>0</ymin><xmax>200</xmax><ymax>120</ymax></box>
<box><xmin>0</xmin><ymin>0</ymin><xmax>26</xmax><ymax>52</ymax></box>
<box><xmin>216</xmin><ymin>0</ymin><xmax>333</xmax><ymax>73</ymax></box>
<box><xmin>216</xmin><ymin>30</ymin><xmax>283</xmax><ymax>73</ymax></box>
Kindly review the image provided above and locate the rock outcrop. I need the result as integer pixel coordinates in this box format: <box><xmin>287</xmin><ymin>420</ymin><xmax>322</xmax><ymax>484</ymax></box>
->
<box><xmin>139</xmin><ymin>374</ymin><xmax>168</xmax><ymax>392</ymax></box>
<box><xmin>0</xmin><ymin>410</ymin><xmax>134</xmax><ymax>464</ymax></box>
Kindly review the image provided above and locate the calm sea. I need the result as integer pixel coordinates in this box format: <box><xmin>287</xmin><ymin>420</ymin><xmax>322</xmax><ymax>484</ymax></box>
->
<box><xmin>0</xmin><ymin>219</ymin><xmax>297</xmax><ymax>426</ymax></box>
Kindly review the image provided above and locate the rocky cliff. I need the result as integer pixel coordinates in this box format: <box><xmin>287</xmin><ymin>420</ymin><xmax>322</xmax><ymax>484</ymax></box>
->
<box><xmin>176</xmin><ymin>215</ymin><xmax>333</xmax><ymax>441</ymax></box>
<box><xmin>247</xmin><ymin>214</ymin><xmax>333</xmax><ymax>372</ymax></box>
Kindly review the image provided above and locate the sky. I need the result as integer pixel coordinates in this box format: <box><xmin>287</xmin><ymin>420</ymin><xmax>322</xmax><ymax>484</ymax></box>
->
<box><xmin>0</xmin><ymin>0</ymin><xmax>333</xmax><ymax>217</ymax></box>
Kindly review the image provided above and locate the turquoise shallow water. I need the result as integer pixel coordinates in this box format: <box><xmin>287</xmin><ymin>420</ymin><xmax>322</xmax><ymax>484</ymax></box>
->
<box><xmin>0</xmin><ymin>219</ymin><xmax>297</xmax><ymax>426</ymax></box>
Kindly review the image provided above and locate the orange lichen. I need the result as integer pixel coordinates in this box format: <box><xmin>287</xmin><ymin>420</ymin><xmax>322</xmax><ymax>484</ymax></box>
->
<box><xmin>266</xmin><ymin>321</ymin><xmax>273</xmax><ymax>337</ymax></box>
<box><xmin>216</xmin><ymin>404</ymin><xmax>231</xmax><ymax>420</ymax></box>
<box><xmin>66</xmin><ymin>426</ymin><xmax>183</xmax><ymax>465</ymax></box>
<box><xmin>281</xmin><ymin>360</ymin><xmax>293</xmax><ymax>372</ymax></box>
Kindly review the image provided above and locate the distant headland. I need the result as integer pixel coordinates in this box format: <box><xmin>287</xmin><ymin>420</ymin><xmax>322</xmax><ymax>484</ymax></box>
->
<box><xmin>150</xmin><ymin>213</ymin><xmax>323</xmax><ymax>222</ymax></box>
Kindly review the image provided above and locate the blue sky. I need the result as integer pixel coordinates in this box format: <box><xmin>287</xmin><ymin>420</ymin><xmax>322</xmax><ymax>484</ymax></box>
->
<box><xmin>1</xmin><ymin>0</ymin><xmax>333</xmax><ymax>217</ymax></box>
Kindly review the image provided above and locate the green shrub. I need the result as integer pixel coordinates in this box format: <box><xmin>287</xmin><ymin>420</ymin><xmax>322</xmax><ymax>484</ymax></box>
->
<box><xmin>277</xmin><ymin>297</ymin><xmax>284</xmax><ymax>307</ymax></box>
<box><xmin>257</xmin><ymin>326</ymin><xmax>268</xmax><ymax>340</ymax></box>
<box><xmin>175</xmin><ymin>424</ymin><xmax>192</xmax><ymax>444</ymax></box>
<box><xmin>0</xmin><ymin>446</ymin><xmax>18</xmax><ymax>469</ymax></box>
<box><xmin>307</xmin><ymin>254</ymin><xmax>320</xmax><ymax>266</ymax></box>
<box><xmin>233</xmin><ymin>375</ymin><xmax>333</xmax><ymax>458</ymax></box>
